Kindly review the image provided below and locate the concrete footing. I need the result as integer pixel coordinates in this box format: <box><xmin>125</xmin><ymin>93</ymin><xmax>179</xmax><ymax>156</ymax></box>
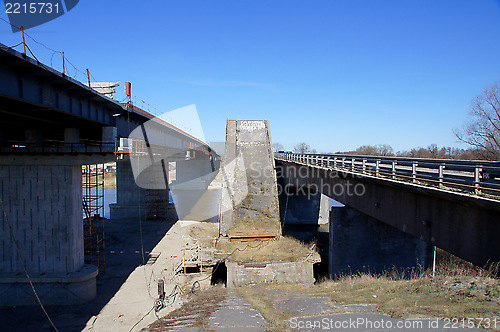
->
<box><xmin>226</xmin><ymin>260</ymin><xmax>316</xmax><ymax>287</ymax></box>
<box><xmin>0</xmin><ymin>264</ymin><xmax>98</xmax><ymax>305</ymax></box>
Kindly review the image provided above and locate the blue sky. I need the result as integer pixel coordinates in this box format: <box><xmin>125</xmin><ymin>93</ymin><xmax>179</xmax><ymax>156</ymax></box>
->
<box><xmin>1</xmin><ymin>1</ymin><xmax>500</xmax><ymax>153</ymax></box>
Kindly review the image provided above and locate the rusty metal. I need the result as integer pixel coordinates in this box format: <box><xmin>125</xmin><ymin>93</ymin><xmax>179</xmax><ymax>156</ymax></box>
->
<box><xmin>228</xmin><ymin>234</ymin><xmax>279</xmax><ymax>242</ymax></box>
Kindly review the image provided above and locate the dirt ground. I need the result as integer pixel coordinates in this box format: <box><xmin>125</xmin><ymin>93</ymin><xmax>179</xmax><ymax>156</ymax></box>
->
<box><xmin>0</xmin><ymin>214</ymin><xmax>219</xmax><ymax>332</ymax></box>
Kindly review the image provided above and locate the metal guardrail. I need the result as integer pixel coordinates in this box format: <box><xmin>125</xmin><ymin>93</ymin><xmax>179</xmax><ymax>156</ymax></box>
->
<box><xmin>0</xmin><ymin>140</ymin><xmax>115</xmax><ymax>154</ymax></box>
<box><xmin>275</xmin><ymin>153</ymin><xmax>500</xmax><ymax>198</ymax></box>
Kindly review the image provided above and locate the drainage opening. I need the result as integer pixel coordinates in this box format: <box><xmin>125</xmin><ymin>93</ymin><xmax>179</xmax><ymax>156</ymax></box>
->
<box><xmin>211</xmin><ymin>261</ymin><xmax>227</xmax><ymax>286</ymax></box>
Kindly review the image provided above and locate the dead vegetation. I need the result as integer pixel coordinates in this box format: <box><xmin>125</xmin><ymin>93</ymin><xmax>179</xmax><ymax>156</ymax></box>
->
<box><xmin>236</xmin><ymin>249</ymin><xmax>500</xmax><ymax>329</ymax></box>
<box><xmin>217</xmin><ymin>236</ymin><xmax>312</xmax><ymax>263</ymax></box>
<box><xmin>189</xmin><ymin>223</ymin><xmax>219</xmax><ymax>248</ymax></box>
<box><xmin>143</xmin><ymin>287</ymin><xmax>227</xmax><ymax>331</ymax></box>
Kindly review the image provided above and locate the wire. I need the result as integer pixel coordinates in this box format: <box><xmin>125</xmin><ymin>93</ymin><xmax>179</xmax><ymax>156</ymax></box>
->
<box><xmin>0</xmin><ymin>41</ymin><xmax>23</xmax><ymax>50</ymax></box>
<box><xmin>0</xmin><ymin>197</ymin><xmax>59</xmax><ymax>332</ymax></box>
<box><xmin>0</xmin><ymin>16</ymin><xmax>99</xmax><ymax>83</ymax></box>
<box><xmin>129</xmin><ymin>234</ymin><xmax>271</xmax><ymax>330</ymax></box>
<box><xmin>128</xmin><ymin>305</ymin><xmax>155</xmax><ymax>332</ymax></box>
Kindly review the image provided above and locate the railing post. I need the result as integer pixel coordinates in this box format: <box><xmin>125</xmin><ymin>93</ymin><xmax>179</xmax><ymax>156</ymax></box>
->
<box><xmin>438</xmin><ymin>164</ymin><xmax>445</xmax><ymax>188</ymax></box>
<box><xmin>334</xmin><ymin>157</ymin><xmax>338</xmax><ymax>167</ymax></box>
<box><xmin>362</xmin><ymin>159</ymin><xmax>367</xmax><ymax>173</ymax></box>
<box><xmin>327</xmin><ymin>156</ymin><xmax>331</xmax><ymax>168</ymax></box>
<box><xmin>412</xmin><ymin>162</ymin><xmax>418</xmax><ymax>183</ymax></box>
<box><xmin>391</xmin><ymin>161</ymin><xmax>396</xmax><ymax>179</ymax></box>
<box><xmin>351</xmin><ymin>158</ymin><xmax>355</xmax><ymax>171</ymax></box>
<box><xmin>342</xmin><ymin>157</ymin><xmax>346</xmax><ymax>168</ymax></box>
<box><xmin>474</xmin><ymin>165</ymin><xmax>482</xmax><ymax>194</ymax></box>
<box><xmin>376</xmin><ymin>159</ymin><xmax>380</xmax><ymax>177</ymax></box>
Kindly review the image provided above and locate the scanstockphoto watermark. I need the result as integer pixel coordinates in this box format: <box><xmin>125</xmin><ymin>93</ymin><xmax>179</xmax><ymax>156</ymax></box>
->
<box><xmin>289</xmin><ymin>316</ymin><xmax>465</xmax><ymax>330</ymax></box>
<box><xmin>274</xmin><ymin>164</ymin><xmax>365</xmax><ymax>181</ymax></box>
<box><xmin>275</xmin><ymin>180</ymin><xmax>366</xmax><ymax>199</ymax></box>
<box><xmin>248</xmin><ymin>162</ymin><xmax>366</xmax><ymax>199</ymax></box>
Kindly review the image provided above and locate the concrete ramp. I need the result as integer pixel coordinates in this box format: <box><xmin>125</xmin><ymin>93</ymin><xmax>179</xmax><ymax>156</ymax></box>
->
<box><xmin>220</xmin><ymin>120</ymin><xmax>281</xmax><ymax>237</ymax></box>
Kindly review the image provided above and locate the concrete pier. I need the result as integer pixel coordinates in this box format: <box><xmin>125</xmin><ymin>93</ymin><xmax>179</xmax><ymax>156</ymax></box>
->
<box><xmin>219</xmin><ymin>120</ymin><xmax>281</xmax><ymax>236</ymax></box>
<box><xmin>0</xmin><ymin>155</ymin><xmax>98</xmax><ymax>305</ymax></box>
<box><xmin>110</xmin><ymin>157</ymin><xmax>147</xmax><ymax>220</ymax></box>
<box><xmin>110</xmin><ymin>157</ymin><xmax>169</xmax><ymax>220</ymax></box>
<box><xmin>329</xmin><ymin>205</ymin><xmax>433</xmax><ymax>278</ymax></box>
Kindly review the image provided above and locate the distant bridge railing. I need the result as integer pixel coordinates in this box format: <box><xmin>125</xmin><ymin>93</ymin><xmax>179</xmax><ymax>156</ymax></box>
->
<box><xmin>275</xmin><ymin>153</ymin><xmax>500</xmax><ymax>198</ymax></box>
<box><xmin>0</xmin><ymin>140</ymin><xmax>115</xmax><ymax>154</ymax></box>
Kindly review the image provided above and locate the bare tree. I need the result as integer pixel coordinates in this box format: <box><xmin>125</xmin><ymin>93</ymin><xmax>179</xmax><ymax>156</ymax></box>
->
<box><xmin>293</xmin><ymin>142</ymin><xmax>311</xmax><ymax>154</ymax></box>
<box><xmin>273</xmin><ymin>142</ymin><xmax>284</xmax><ymax>152</ymax></box>
<box><xmin>455</xmin><ymin>82</ymin><xmax>500</xmax><ymax>160</ymax></box>
<box><xmin>353</xmin><ymin>144</ymin><xmax>394</xmax><ymax>156</ymax></box>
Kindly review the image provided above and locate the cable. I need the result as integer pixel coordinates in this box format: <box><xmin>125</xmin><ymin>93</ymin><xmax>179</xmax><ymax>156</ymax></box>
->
<box><xmin>129</xmin><ymin>235</ymin><xmax>272</xmax><ymax>331</ymax></box>
<box><xmin>0</xmin><ymin>197</ymin><xmax>59</xmax><ymax>332</ymax></box>
<box><xmin>0</xmin><ymin>16</ymin><xmax>99</xmax><ymax>83</ymax></box>
<box><xmin>189</xmin><ymin>239</ymin><xmax>270</xmax><ymax>287</ymax></box>
<box><xmin>0</xmin><ymin>41</ymin><xmax>23</xmax><ymax>50</ymax></box>
<box><xmin>128</xmin><ymin>305</ymin><xmax>154</xmax><ymax>332</ymax></box>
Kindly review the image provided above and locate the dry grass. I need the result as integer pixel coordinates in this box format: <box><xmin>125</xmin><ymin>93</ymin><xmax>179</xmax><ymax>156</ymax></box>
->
<box><xmin>217</xmin><ymin>236</ymin><xmax>312</xmax><ymax>263</ymax></box>
<box><xmin>228</xmin><ymin>188</ymin><xmax>281</xmax><ymax>236</ymax></box>
<box><xmin>189</xmin><ymin>223</ymin><xmax>219</xmax><ymax>248</ymax></box>
<box><xmin>144</xmin><ymin>287</ymin><xmax>227</xmax><ymax>331</ymax></box>
<box><xmin>227</xmin><ymin>215</ymin><xmax>281</xmax><ymax>236</ymax></box>
<box><xmin>311</xmin><ymin>267</ymin><xmax>500</xmax><ymax>320</ymax></box>
<box><xmin>312</xmin><ymin>251</ymin><xmax>500</xmax><ymax>320</ymax></box>
<box><xmin>237</xmin><ymin>286</ymin><xmax>293</xmax><ymax>331</ymax></box>
<box><xmin>236</xmin><ymin>249</ymin><xmax>500</xmax><ymax>328</ymax></box>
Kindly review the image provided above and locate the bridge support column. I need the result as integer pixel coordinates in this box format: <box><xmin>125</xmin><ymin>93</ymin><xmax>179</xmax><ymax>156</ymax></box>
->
<box><xmin>110</xmin><ymin>157</ymin><xmax>169</xmax><ymax>220</ymax></box>
<box><xmin>170</xmin><ymin>159</ymin><xmax>219</xmax><ymax>222</ymax></box>
<box><xmin>0</xmin><ymin>155</ymin><xmax>98</xmax><ymax>306</ymax></box>
<box><xmin>279</xmin><ymin>189</ymin><xmax>321</xmax><ymax>226</ymax></box>
<box><xmin>329</xmin><ymin>205</ymin><xmax>433</xmax><ymax>278</ymax></box>
<box><xmin>110</xmin><ymin>157</ymin><xmax>146</xmax><ymax>220</ymax></box>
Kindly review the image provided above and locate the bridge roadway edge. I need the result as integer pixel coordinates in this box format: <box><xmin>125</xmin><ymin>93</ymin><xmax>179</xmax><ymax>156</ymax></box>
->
<box><xmin>276</xmin><ymin>160</ymin><xmax>500</xmax><ymax>268</ymax></box>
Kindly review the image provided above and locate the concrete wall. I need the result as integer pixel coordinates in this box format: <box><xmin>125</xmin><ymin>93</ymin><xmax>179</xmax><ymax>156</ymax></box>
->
<box><xmin>226</xmin><ymin>260</ymin><xmax>316</xmax><ymax>287</ymax></box>
<box><xmin>329</xmin><ymin>205</ymin><xmax>433</xmax><ymax>277</ymax></box>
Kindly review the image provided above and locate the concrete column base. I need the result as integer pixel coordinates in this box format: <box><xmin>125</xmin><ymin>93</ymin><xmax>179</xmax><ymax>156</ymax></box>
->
<box><xmin>329</xmin><ymin>205</ymin><xmax>433</xmax><ymax>278</ymax></box>
<box><xmin>109</xmin><ymin>203</ymin><xmax>145</xmax><ymax>220</ymax></box>
<box><xmin>0</xmin><ymin>264</ymin><xmax>98</xmax><ymax>306</ymax></box>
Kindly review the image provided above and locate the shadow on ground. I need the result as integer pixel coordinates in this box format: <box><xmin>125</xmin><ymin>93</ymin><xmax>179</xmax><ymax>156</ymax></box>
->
<box><xmin>0</xmin><ymin>214</ymin><xmax>178</xmax><ymax>332</ymax></box>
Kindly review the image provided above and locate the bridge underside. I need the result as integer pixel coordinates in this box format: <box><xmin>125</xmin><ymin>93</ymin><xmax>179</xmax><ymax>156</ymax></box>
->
<box><xmin>276</xmin><ymin>160</ymin><xmax>500</xmax><ymax>268</ymax></box>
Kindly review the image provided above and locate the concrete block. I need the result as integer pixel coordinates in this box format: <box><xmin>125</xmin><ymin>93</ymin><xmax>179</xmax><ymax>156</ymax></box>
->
<box><xmin>226</xmin><ymin>260</ymin><xmax>316</xmax><ymax>287</ymax></box>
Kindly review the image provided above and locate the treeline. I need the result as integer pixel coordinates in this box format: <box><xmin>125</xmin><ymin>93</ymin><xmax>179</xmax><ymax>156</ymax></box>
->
<box><xmin>343</xmin><ymin>144</ymin><xmax>489</xmax><ymax>160</ymax></box>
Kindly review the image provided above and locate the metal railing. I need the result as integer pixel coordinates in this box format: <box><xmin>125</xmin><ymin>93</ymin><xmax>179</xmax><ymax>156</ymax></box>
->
<box><xmin>1</xmin><ymin>140</ymin><xmax>115</xmax><ymax>154</ymax></box>
<box><xmin>275</xmin><ymin>153</ymin><xmax>500</xmax><ymax>198</ymax></box>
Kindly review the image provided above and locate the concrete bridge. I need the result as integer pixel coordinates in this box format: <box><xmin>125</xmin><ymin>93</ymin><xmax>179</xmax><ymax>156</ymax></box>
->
<box><xmin>0</xmin><ymin>42</ymin><xmax>218</xmax><ymax>305</ymax></box>
<box><xmin>275</xmin><ymin>153</ymin><xmax>500</xmax><ymax>276</ymax></box>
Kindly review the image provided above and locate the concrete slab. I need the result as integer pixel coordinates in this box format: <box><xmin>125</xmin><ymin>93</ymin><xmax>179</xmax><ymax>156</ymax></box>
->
<box><xmin>208</xmin><ymin>291</ymin><xmax>267</xmax><ymax>330</ymax></box>
<box><xmin>275</xmin><ymin>296</ymin><xmax>334</xmax><ymax>316</ymax></box>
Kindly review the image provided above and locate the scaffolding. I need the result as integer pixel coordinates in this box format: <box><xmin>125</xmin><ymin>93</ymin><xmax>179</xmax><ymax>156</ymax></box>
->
<box><xmin>82</xmin><ymin>163</ymin><xmax>106</xmax><ymax>273</ymax></box>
